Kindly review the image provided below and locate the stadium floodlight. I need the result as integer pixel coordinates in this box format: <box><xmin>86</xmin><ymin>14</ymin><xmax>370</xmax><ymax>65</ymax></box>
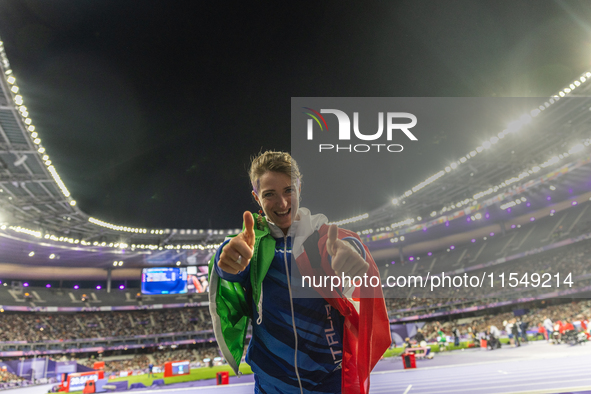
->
<box><xmin>329</xmin><ymin>213</ymin><xmax>369</xmax><ymax>226</ymax></box>
<box><xmin>569</xmin><ymin>144</ymin><xmax>584</xmax><ymax>154</ymax></box>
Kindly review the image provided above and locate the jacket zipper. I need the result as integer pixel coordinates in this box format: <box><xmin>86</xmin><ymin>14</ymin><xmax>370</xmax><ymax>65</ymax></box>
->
<box><xmin>284</xmin><ymin>234</ymin><xmax>303</xmax><ymax>394</ymax></box>
<box><xmin>256</xmin><ymin>283</ymin><xmax>263</xmax><ymax>325</ymax></box>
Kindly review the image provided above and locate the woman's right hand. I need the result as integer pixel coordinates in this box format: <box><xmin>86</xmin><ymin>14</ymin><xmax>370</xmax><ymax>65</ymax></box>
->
<box><xmin>218</xmin><ymin>211</ymin><xmax>256</xmax><ymax>274</ymax></box>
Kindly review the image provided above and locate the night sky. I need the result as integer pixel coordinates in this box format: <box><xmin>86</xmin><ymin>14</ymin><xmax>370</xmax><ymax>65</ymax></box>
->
<box><xmin>0</xmin><ymin>1</ymin><xmax>590</xmax><ymax>230</ymax></box>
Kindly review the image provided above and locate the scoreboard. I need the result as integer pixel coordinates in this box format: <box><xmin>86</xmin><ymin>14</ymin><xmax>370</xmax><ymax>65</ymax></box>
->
<box><xmin>141</xmin><ymin>267</ymin><xmax>188</xmax><ymax>295</ymax></box>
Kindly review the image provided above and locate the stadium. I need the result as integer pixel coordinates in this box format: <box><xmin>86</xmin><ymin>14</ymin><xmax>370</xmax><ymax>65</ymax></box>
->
<box><xmin>1</xmin><ymin>2</ymin><xmax>591</xmax><ymax>394</ymax></box>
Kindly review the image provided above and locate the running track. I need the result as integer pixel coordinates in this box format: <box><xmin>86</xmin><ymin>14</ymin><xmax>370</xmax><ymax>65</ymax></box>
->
<box><xmin>18</xmin><ymin>342</ymin><xmax>591</xmax><ymax>394</ymax></box>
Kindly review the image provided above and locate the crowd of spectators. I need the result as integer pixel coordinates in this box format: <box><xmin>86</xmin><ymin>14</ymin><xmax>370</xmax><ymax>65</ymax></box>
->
<box><xmin>417</xmin><ymin>299</ymin><xmax>591</xmax><ymax>344</ymax></box>
<box><xmin>0</xmin><ymin>369</ymin><xmax>22</xmax><ymax>383</ymax></box>
<box><xmin>385</xmin><ymin>240</ymin><xmax>591</xmax><ymax>318</ymax></box>
<box><xmin>78</xmin><ymin>346</ymin><xmax>220</xmax><ymax>375</ymax></box>
<box><xmin>0</xmin><ymin>308</ymin><xmax>212</xmax><ymax>343</ymax></box>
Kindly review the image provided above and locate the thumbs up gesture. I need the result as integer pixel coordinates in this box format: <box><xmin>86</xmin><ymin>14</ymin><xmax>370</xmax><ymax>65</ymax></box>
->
<box><xmin>218</xmin><ymin>211</ymin><xmax>256</xmax><ymax>275</ymax></box>
<box><xmin>327</xmin><ymin>224</ymin><xmax>369</xmax><ymax>277</ymax></box>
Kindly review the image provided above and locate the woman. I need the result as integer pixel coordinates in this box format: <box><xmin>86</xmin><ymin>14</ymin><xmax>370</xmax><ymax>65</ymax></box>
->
<box><xmin>209</xmin><ymin>151</ymin><xmax>389</xmax><ymax>394</ymax></box>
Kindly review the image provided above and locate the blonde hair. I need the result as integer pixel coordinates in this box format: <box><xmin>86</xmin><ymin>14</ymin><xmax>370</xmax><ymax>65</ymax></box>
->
<box><xmin>249</xmin><ymin>151</ymin><xmax>302</xmax><ymax>194</ymax></box>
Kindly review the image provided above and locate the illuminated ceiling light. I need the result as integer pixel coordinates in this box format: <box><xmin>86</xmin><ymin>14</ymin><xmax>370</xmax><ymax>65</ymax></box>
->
<box><xmin>10</xmin><ymin>86</ymin><xmax>18</xmax><ymax>93</ymax></box>
<box><xmin>113</xmin><ymin>261</ymin><xmax>117</xmax><ymax>266</ymax></box>
<box><xmin>569</xmin><ymin>144</ymin><xmax>584</xmax><ymax>154</ymax></box>
<box><xmin>444</xmin><ymin>166</ymin><xmax>451</xmax><ymax>172</ymax></box>
<box><xmin>176</xmin><ymin>261</ymin><xmax>181</xmax><ymax>266</ymax></box>
<box><xmin>24</xmin><ymin>118</ymin><xmax>31</xmax><ymax>125</ymax></box>
<box><xmin>450</xmin><ymin>162</ymin><xmax>457</xmax><ymax>169</ymax></box>
<box><xmin>47</xmin><ymin>166</ymin><xmax>70</xmax><ymax>197</ymax></box>
<box><xmin>330</xmin><ymin>213</ymin><xmax>369</xmax><ymax>226</ymax></box>
<box><xmin>31</xmin><ymin>132</ymin><xmax>38</xmax><ymax>138</ymax></box>
<box><xmin>28</xmin><ymin>251</ymin><xmax>34</xmax><ymax>257</ymax></box>
<box><xmin>69</xmin><ymin>200</ymin><xmax>76</xmax><ymax>206</ymax></box>
<box><xmin>49</xmin><ymin>254</ymin><xmax>55</xmax><ymax>259</ymax></box>
<box><xmin>118</xmin><ymin>261</ymin><xmax>123</xmax><ymax>266</ymax></box>
<box><xmin>6</xmin><ymin>76</ymin><xmax>15</xmax><ymax>84</ymax></box>
<box><xmin>27</xmin><ymin>125</ymin><xmax>35</xmax><ymax>131</ymax></box>
<box><xmin>38</xmin><ymin>147</ymin><xmax>45</xmax><ymax>153</ymax></box>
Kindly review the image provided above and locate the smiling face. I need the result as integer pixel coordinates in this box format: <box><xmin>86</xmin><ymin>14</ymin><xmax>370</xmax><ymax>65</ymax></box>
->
<box><xmin>252</xmin><ymin>171</ymin><xmax>300</xmax><ymax>235</ymax></box>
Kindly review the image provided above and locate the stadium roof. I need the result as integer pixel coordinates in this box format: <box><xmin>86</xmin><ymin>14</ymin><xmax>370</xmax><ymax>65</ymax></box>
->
<box><xmin>2</xmin><ymin>31</ymin><xmax>591</xmax><ymax>273</ymax></box>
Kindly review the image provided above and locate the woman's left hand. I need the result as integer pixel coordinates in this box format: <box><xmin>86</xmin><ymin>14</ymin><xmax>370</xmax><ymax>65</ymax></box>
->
<box><xmin>326</xmin><ymin>224</ymin><xmax>369</xmax><ymax>277</ymax></box>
